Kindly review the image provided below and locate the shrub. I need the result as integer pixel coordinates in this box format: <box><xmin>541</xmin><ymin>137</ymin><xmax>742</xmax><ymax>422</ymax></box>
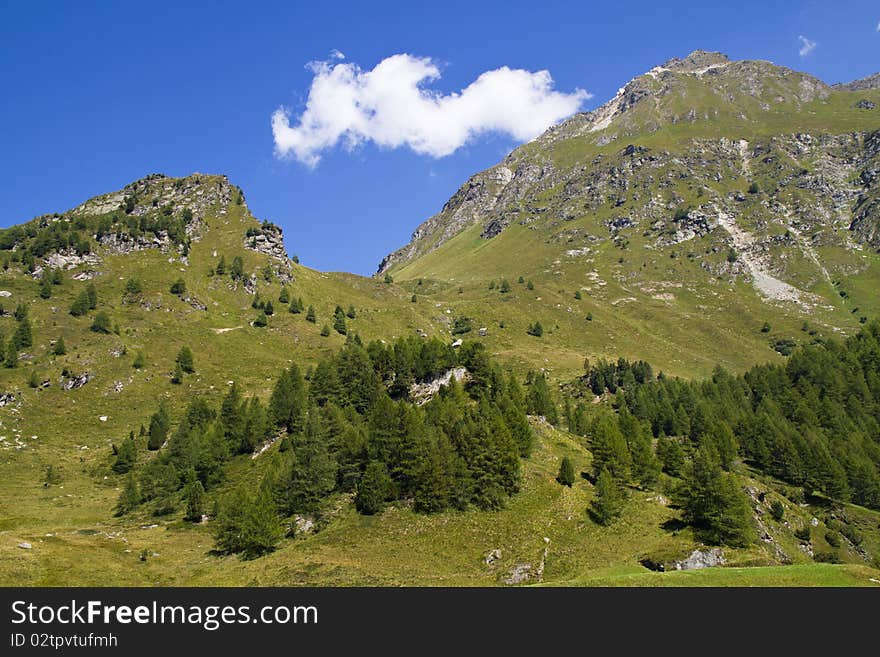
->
<box><xmin>90</xmin><ymin>311</ymin><xmax>112</xmax><ymax>334</ymax></box>
<box><xmin>170</xmin><ymin>278</ymin><xmax>186</xmax><ymax>295</ymax></box>
<box><xmin>770</xmin><ymin>500</ymin><xmax>784</xmax><ymax>521</ymax></box>
<box><xmin>794</xmin><ymin>526</ymin><xmax>811</xmax><ymax>542</ymax></box>
<box><xmin>824</xmin><ymin>531</ymin><xmax>841</xmax><ymax>548</ymax></box>
<box><xmin>527</xmin><ymin>321</ymin><xmax>543</xmax><ymax>337</ymax></box>
<box><xmin>124</xmin><ymin>278</ymin><xmax>142</xmax><ymax>295</ymax></box>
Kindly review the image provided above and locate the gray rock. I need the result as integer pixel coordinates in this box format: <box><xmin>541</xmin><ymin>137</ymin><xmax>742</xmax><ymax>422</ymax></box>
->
<box><xmin>674</xmin><ymin>548</ymin><xmax>725</xmax><ymax>570</ymax></box>
<box><xmin>18</xmin><ymin>542</ymin><xmax>32</xmax><ymax>550</ymax></box>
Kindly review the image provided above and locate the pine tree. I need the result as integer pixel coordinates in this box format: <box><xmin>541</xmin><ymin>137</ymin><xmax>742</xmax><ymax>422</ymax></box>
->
<box><xmin>176</xmin><ymin>346</ymin><xmax>195</xmax><ymax>373</ymax></box>
<box><xmin>13</xmin><ymin>317</ymin><xmax>32</xmax><ymax>349</ymax></box>
<box><xmin>355</xmin><ymin>461</ymin><xmax>393</xmax><ymax>515</ymax></box>
<box><xmin>39</xmin><ymin>277</ymin><xmax>52</xmax><ymax>299</ymax></box>
<box><xmin>115</xmin><ymin>474</ymin><xmax>140</xmax><ymax>516</ymax></box>
<box><xmin>112</xmin><ymin>434</ymin><xmax>137</xmax><ymax>474</ymax></box>
<box><xmin>213</xmin><ymin>486</ymin><xmax>282</xmax><ymax>558</ymax></box>
<box><xmin>132</xmin><ymin>350</ymin><xmax>146</xmax><ymax>369</ymax></box>
<box><xmin>147</xmin><ymin>412</ymin><xmax>167</xmax><ymax>450</ymax></box>
<box><xmin>346</xmin><ymin>304</ymin><xmax>356</xmax><ymax>319</ymax></box>
<box><xmin>184</xmin><ymin>477</ymin><xmax>206</xmax><ymax>522</ymax></box>
<box><xmin>215</xmin><ymin>255</ymin><xmax>226</xmax><ymax>275</ymax></box>
<box><xmin>499</xmin><ymin>278</ymin><xmax>511</xmax><ymax>293</ymax></box>
<box><xmin>86</xmin><ymin>283</ymin><xmax>97</xmax><ymax>309</ymax></box>
<box><xmin>280</xmin><ymin>415</ymin><xmax>337</xmax><ymax>515</ymax></box>
<box><xmin>590</xmin><ymin>468</ymin><xmax>624</xmax><ymax>525</ymax></box>
<box><xmin>70</xmin><ymin>291</ymin><xmax>90</xmax><ymax>316</ymax></box>
<box><xmin>278</xmin><ymin>287</ymin><xmax>290</xmax><ymax>304</ymax></box>
<box><xmin>589</xmin><ymin>414</ymin><xmax>631</xmax><ymax>482</ymax></box>
<box><xmin>90</xmin><ymin>311</ymin><xmax>112</xmax><ymax>333</ymax></box>
<box><xmin>289</xmin><ymin>297</ymin><xmax>303</xmax><ymax>314</ymax></box>
<box><xmin>231</xmin><ymin>256</ymin><xmax>245</xmax><ymax>280</ymax></box>
<box><xmin>557</xmin><ymin>456</ymin><xmax>575</xmax><ymax>487</ymax></box>
<box><xmin>526</xmin><ymin>280</ymin><xmax>534</xmax><ymax>290</ymax></box>
<box><xmin>264</xmin><ymin>301</ymin><xmax>274</xmax><ymax>316</ymax></box>
<box><xmin>170</xmin><ymin>278</ymin><xmax>186</xmax><ymax>295</ymax></box>
<box><xmin>676</xmin><ymin>446</ymin><xmax>753</xmax><ymax>546</ymax></box>
<box><xmin>253</xmin><ymin>312</ymin><xmax>268</xmax><ymax>327</ymax></box>
<box><xmin>333</xmin><ymin>306</ymin><xmax>347</xmax><ymax>335</ymax></box>
<box><xmin>305</xmin><ymin>305</ymin><xmax>316</xmax><ymax>323</ymax></box>
<box><xmin>52</xmin><ymin>337</ymin><xmax>66</xmax><ymax>356</ymax></box>
<box><xmin>5</xmin><ymin>338</ymin><xmax>18</xmax><ymax>368</ymax></box>
<box><xmin>657</xmin><ymin>435</ymin><xmax>686</xmax><ymax>477</ymax></box>
<box><xmin>171</xmin><ymin>362</ymin><xmax>184</xmax><ymax>384</ymax></box>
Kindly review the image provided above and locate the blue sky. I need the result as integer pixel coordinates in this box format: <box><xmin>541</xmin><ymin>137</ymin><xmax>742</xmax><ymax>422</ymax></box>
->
<box><xmin>2</xmin><ymin>0</ymin><xmax>878</xmax><ymax>275</ymax></box>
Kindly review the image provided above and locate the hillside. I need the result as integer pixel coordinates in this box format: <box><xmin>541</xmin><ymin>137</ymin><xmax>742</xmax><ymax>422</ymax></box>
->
<box><xmin>2</xmin><ymin>52</ymin><xmax>880</xmax><ymax>588</ymax></box>
<box><xmin>379</xmin><ymin>51</ymin><xmax>880</xmax><ymax>379</ymax></box>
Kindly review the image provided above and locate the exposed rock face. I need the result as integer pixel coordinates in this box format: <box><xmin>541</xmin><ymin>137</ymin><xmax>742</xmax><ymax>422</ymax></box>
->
<box><xmin>409</xmin><ymin>367</ymin><xmax>469</xmax><ymax>405</ymax></box>
<box><xmin>61</xmin><ymin>373</ymin><xmax>91</xmax><ymax>390</ymax></box>
<box><xmin>376</xmin><ymin>51</ymin><xmax>879</xmax><ymax>305</ymax></box>
<box><xmin>834</xmin><ymin>72</ymin><xmax>880</xmax><ymax>92</ymax></box>
<box><xmin>674</xmin><ymin>548</ymin><xmax>725</xmax><ymax>570</ymax></box>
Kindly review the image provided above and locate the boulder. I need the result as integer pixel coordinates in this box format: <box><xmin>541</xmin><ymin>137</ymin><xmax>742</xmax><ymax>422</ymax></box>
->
<box><xmin>674</xmin><ymin>548</ymin><xmax>725</xmax><ymax>570</ymax></box>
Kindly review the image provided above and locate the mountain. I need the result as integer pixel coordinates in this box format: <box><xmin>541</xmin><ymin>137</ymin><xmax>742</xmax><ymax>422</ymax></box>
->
<box><xmin>377</xmin><ymin>51</ymin><xmax>880</xmax><ymax>376</ymax></box>
<box><xmin>2</xmin><ymin>53</ymin><xmax>880</xmax><ymax>588</ymax></box>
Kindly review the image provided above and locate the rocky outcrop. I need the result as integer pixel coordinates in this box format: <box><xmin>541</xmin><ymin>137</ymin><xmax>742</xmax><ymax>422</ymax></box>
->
<box><xmin>674</xmin><ymin>548</ymin><xmax>725</xmax><ymax>570</ymax></box>
<box><xmin>833</xmin><ymin>72</ymin><xmax>880</xmax><ymax>92</ymax></box>
<box><xmin>61</xmin><ymin>373</ymin><xmax>91</xmax><ymax>390</ymax></box>
<box><xmin>409</xmin><ymin>367</ymin><xmax>469</xmax><ymax>405</ymax></box>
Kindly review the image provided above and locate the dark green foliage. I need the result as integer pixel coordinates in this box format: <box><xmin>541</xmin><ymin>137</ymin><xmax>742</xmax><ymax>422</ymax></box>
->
<box><xmin>171</xmin><ymin>363</ymin><xmax>184</xmax><ymax>384</ymax></box>
<box><xmin>289</xmin><ymin>297</ymin><xmax>303</xmax><ymax>314</ymax></box>
<box><xmin>355</xmin><ymin>461</ymin><xmax>393</xmax><ymax>514</ymax></box>
<box><xmin>451</xmin><ymin>316</ymin><xmax>472</xmax><ymax>335</ymax></box>
<box><xmin>253</xmin><ymin>312</ymin><xmax>268</xmax><ymax>327</ymax></box>
<box><xmin>499</xmin><ymin>278</ymin><xmax>511</xmax><ymax>293</ymax></box>
<box><xmin>794</xmin><ymin>525</ymin><xmax>811</xmax><ymax>542</ymax></box>
<box><xmin>320</xmin><ymin>324</ymin><xmax>331</xmax><ymax>337</ymax></box>
<box><xmin>124</xmin><ymin>278</ymin><xmax>142</xmax><ymax>296</ymax></box>
<box><xmin>170</xmin><ymin>278</ymin><xmax>186</xmax><ymax>295</ymax></box>
<box><xmin>518</xmin><ymin>276</ymin><xmax>525</xmax><ymax>284</ymax></box>
<box><xmin>411</xmin><ymin>294</ymin><xmax>417</xmax><ymax>303</ymax></box>
<box><xmin>612</xmin><ymin>322</ymin><xmax>880</xmax><ymax>510</ymax></box>
<box><xmin>278</xmin><ymin>287</ymin><xmax>290</xmax><ymax>304</ymax></box>
<box><xmin>761</xmin><ymin>321</ymin><xmax>771</xmax><ymax>333</ymax></box>
<box><xmin>574</xmin><ymin>290</ymin><xmax>582</xmax><ymax>300</ymax></box>
<box><xmin>215</xmin><ymin>255</ymin><xmax>226</xmax><ymax>275</ymax></box>
<box><xmin>557</xmin><ymin>456</ymin><xmax>575</xmax><ymax>487</ymax></box>
<box><xmin>770</xmin><ymin>500</ymin><xmax>785</xmax><ymax>521</ymax></box>
<box><xmin>5</xmin><ymin>338</ymin><xmax>18</xmax><ymax>368</ymax></box>
<box><xmin>333</xmin><ymin>305</ymin><xmax>347</xmax><ymax>335</ymax></box>
<box><xmin>346</xmin><ymin>304</ymin><xmax>356</xmax><ymax>319</ymax></box>
<box><xmin>675</xmin><ymin>447</ymin><xmax>753</xmax><ymax>546</ymax></box>
<box><xmin>27</xmin><ymin>370</ymin><xmax>39</xmax><ymax>388</ymax></box>
<box><xmin>213</xmin><ymin>486</ymin><xmax>282</xmax><ymax>558</ymax></box>
<box><xmin>264</xmin><ymin>301</ymin><xmax>274</xmax><ymax>316</ymax></box>
<box><xmin>526</xmin><ymin>371</ymin><xmax>558</xmax><ymax>424</ymax></box>
<box><xmin>39</xmin><ymin>277</ymin><xmax>52</xmax><ymax>299</ymax></box>
<box><xmin>526</xmin><ymin>280</ymin><xmax>534</xmax><ymax>290</ymax></box>
<box><xmin>113</xmin><ymin>434</ymin><xmax>137</xmax><ymax>474</ymax></box>
<box><xmin>305</xmin><ymin>305</ymin><xmax>316</xmax><ymax>323</ymax></box>
<box><xmin>90</xmin><ymin>311</ymin><xmax>112</xmax><ymax>334</ymax></box>
<box><xmin>772</xmin><ymin>338</ymin><xmax>796</xmax><ymax>356</ymax></box>
<box><xmin>52</xmin><ymin>337</ymin><xmax>66</xmax><ymax>356</ymax></box>
<box><xmin>147</xmin><ymin>406</ymin><xmax>169</xmax><ymax>450</ymax></box>
<box><xmin>590</xmin><ymin>468</ymin><xmax>624</xmax><ymax>525</ymax></box>
<box><xmin>384</xmin><ymin>273</ymin><xmax>393</xmax><ymax>284</ymax></box>
<box><xmin>184</xmin><ymin>476</ymin><xmax>205</xmax><ymax>522</ymax></box>
<box><xmin>13</xmin><ymin>316</ymin><xmax>33</xmax><ymax>349</ymax></box>
<box><xmin>526</xmin><ymin>321</ymin><xmax>543</xmax><ymax>337</ymax></box>
<box><xmin>86</xmin><ymin>283</ymin><xmax>97</xmax><ymax>309</ymax></box>
<box><xmin>589</xmin><ymin>414</ymin><xmax>632</xmax><ymax>482</ymax></box>
<box><xmin>825</xmin><ymin>531</ymin><xmax>841</xmax><ymax>548</ymax></box>
<box><xmin>70</xmin><ymin>291</ymin><xmax>90</xmax><ymax>316</ymax></box>
<box><xmin>115</xmin><ymin>474</ymin><xmax>140</xmax><ymax>516</ymax></box>
<box><xmin>748</xmin><ymin>181</ymin><xmax>760</xmax><ymax>194</ymax></box>
<box><xmin>133</xmin><ymin>350</ymin><xmax>146</xmax><ymax>369</ymax></box>
<box><xmin>727</xmin><ymin>248</ymin><xmax>739</xmax><ymax>263</ymax></box>
<box><xmin>176</xmin><ymin>346</ymin><xmax>195</xmax><ymax>373</ymax></box>
<box><xmin>231</xmin><ymin>256</ymin><xmax>245</xmax><ymax>280</ymax></box>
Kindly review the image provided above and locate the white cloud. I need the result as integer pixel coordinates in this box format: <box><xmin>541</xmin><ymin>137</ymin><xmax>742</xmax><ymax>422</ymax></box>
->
<box><xmin>329</xmin><ymin>49</ymin><xmax>345</xmax><ymax>61</ymax></box>
<box><xmin>271</xmin><ymin>53</ymin><xmax>590</xmax><ymax>167</ymax></box>
<box><xmin>798</xmin><ymin>35</ymin><xmax>817</xmax><ymax>57</ymax></box>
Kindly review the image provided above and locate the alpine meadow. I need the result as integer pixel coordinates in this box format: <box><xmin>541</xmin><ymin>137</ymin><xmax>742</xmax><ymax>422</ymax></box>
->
<box><xmin>3</xmin><ymin>48</ymin><xmax>880</xmax><ymax>589</ymax></box>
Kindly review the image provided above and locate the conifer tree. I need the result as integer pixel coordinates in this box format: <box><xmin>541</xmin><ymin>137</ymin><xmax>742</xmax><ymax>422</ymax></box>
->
<box><xmin>320</xmin><ymin>324</ymin><xmax>330</xmax><ymax>336</ymax></box>
<box><xmin>147</xmin><ymin>412</ymin><xmax>167</xmax><ymax>450</ymax></box>
<box><xmin>170</xmin><ymin>278</ymin><xmax>186</xmax><ymax>295</ymax></box>
<box><xmin>13</xmin><ymin>316</ymin><xmax>33</xmax><ymax>348</ymax></box>
<box><xmin>289</xmin><ymin>297</ymin><xmax>303</xmax><ymax>314</ymax></box>
<box><xmin>279</xmin><ymin>287</ymin><xmax>290</xmax><ymax>304</ymax></box>
<box><xmin>90</xmin><ymin>311</ymin><xmax>112</xmax><ymax>333</ymax></box>
<box><xmin>215</xmin><ymin>255</ymin><xmax>226</xmax><ymax>275</ymax></box>
<box><xmin>346</xmin><ymin>304</ymin><xmax>356</xmax><ymax>319</ymax></box>
<box><xmin>499</xmin><ymin>278</ymin><xmax>511</xmax><ymax>293</ymax></box>
<box><xmin>176</xmin><ymin>346</ymin><xmax>195</xmax><ymax>373</ymax></box>
<box><xmin>557</xmin><ymin>456</ymin><xmax>575</xmax><ymax>487</ymax></box>
<box><xmin>333</xmin><ymin>306</ymin><xmax>347</xmax><ymax>335</ymax></box>
<box><xmin>171</xmin><ymin>362</ymin><xmax>184</xmax><ymax>384</ymax></box>
<box><xmin>115</xmin><ymin>474</ymin><xmax>140</xmax><ymax>516</ymax></box>
<box><xmin>86</xmin><ymin>282</ymin><xmax>97</xmax><ymax>309</ymax></box>
<box><xmin>264</xmin><ymin>301</ymin><xmax>274</xmax><ymax>316</ymax></box>
<box><xmin>70</xmin><ymin>290</ymin><xmax>90</xmax><ymax>316</ymax></box>
<box><xmin>112</xmin><ymin>433</ymin><xmax>137</xmax><ymax>474</ymax></box>
<box><xmin>305</xmin><ymin>305</ymin><xmax>316</xmax><ymax>323</ymax></box>
<box><xmin>52</xmin><ymin>337</ymin><xmax>66</xmax><ymax>356</ymax></box>
<box><xmin>5</xmin><ymin>338</ymin><xmax>18</xmax><ymax>368</ymax></box>
<box><xmin>184</xmin><ymin>476</ymin><xmax>206</xmax><ymax>522</ymax></box>
<box><xmin>213</xmin><ymin>486</ymin><xmax>282</xmax><ymax>558</ymax></box>
<box><xmin>231</xmin><ymin>256</ymin><xmax>245</xmax><ymax>280</ymax></box>
<box><xmin>589</xmin><ymin>414</ymin><xmax>631</xmax><ymax>483</ymax></box>
<box><xmin>355</xmin><ymin>461</ymin><xmax>393</xmax><ymax>515</ymax></box>
<box><xmin>39</xmin><ymin>277</ymin><xmax>52</xmax><ymax>299</ymax></box>
<box><xmin>590</xmin><ymin>468</ymin><xmax>624</xmax><ymax>525</ymax></box>
<box><xmin>132</xmin><ymin>350</ymin><xmax>146</xmax><ymax>369</ymax></box>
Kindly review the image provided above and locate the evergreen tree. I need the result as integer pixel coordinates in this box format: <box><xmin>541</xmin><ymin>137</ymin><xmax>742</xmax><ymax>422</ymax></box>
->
<box><xmin>171</xmin><ymin>362</ymin><xmax>185</xmax><ymax>384</ymax></box>
<box><xmin>112</xmin><ymin>434</ymin><xmax>137</xmax><ymax>474</ymax></box>
<box><xmin>52</xmin><ymin>337</ymin><xmax>66</xmax><ymax>356</ymax></box>
<box><xmin>589</xmin><ymin>414</ymin><xmax>631</xmax><ymax>482</ymax></box>
<box><xmin>216</xmin><ymin>255</ymin><xmax>226</xmax><ymax>275</ymax></box>
<box><xmin>355</xmin><ymin>461</ymin><xmax>393</xmax><ymax>515</ymax></box>
<box><xmin>346</xmin><ymin>304</ymin><xmax>356</xmax><ymax>319</ymax></box>
<box><xmin>86</xmin><ymin>282</ymin><xmax>97</xmax><ymax>309</ymax></box>
<box><xmin>184</xmin><ymin>477</ymin><xmax>206</xmax><ymax>522</ymax></box>
<box><xmin>499</xmin><ymin>278</ymin><xmax>511</xmax><ymax>293</ymax></box>
<box><xmin>676</xmin><ymin>446</ymin><xmax>753</xmax><ymax>546</ymax></box>
<box><xmin>289</xmin><ymin>297</ymin><xmax>303</xmax><ymax>314</ymax></box>
<box><xmin>320</xmin><ymin>324</ymin><xmax>331</xmax><ymax>337</ymax></box>
<box><xmin>170</xmin><ymin>278</ymin><xmax>186</xmax><ymax>295</ymax></box>
<box><xmin>526</xmin><ymin>321</ymin><xmax>543</xmax><ymax>337</ymax></box>
<box><xmin>279</xmin><ymin>287</ymin><xmax>290</xmax><ymax>304</ymax></box>
<box><xmin>305</xmin><ymin>305</ymin><xmax>316</xmax><ymax>323</ymax></box>
<box><xmin>176</xmin><ymin>346</ymin><xmax>195</xmax><ymax>373</ymax></box>
<box><xmin>13</xmin><ymin>317</ymin><xmax>33</xmax><ymax>348</ymax></box>
<box><xmin>590</xmin><ymin>468</ymin><xmax>624</xmax><ymax>525</ymax></box>
<box><xmin>70</xmin><ymin>291</ymin><xmax>90</xmax><ymax>316</ymax></box>
<box><xmin>333</xmin><ymin>306</ymin><xmax>347</xmax><ymax>335</ymax></box>
<box><xmin>39</xmin><ymin>277</ymin><xmax>52</xmax><ymax>299</ymax></box>
<box><xmin>253</xmin><ymin>312</ymin><xmax>268</xmax><ymax>327</ymax></box>
<box><xmin>132</xmin><ymin>350</ymin><xmax>146</xmax><ymax>369</ymax></box>
<box><xmin>115</xmin><ymin>474</ymin><xmax>140</xmax><ymax>516</ymax></box>
<box><xmin>213</xmin><ymin>486</ymin><xmax>282</xmax><ymax>558</ymax></box>
<box><xmin>657</xmin><ymin>435</ymin><xmax>687</xmax><ymax>477</ymax></box>
<box><xmin>526</xmin><ymin>371</ymin><xmax>558</xmax><ymax>423</ymax></box>
<box><xmin>231</xmin><ymin>256</ymin><xmax>245</xmax><ymax>280</ymax></box>
<box><xmin>279</xmin><ymin>415</ymin><xmax>338</xmax><ymax>515</ymax></box>
<box><xmin>264</xmin><ymin>301</ymin><xmax>274</xmax><ymax>316</ymax></box>
<box><xmin>4</xmin><ymin>338</ymin><xmax>17</xmax><ymax>368</ymax></box>
<box><xmin>147</xmin><ymin>412</ymin><xmax>167</xmax><ymax>450</ymax></box>
<box><xmin>557</xmin><ymin>456</ymin><xmax>576</xmax><ymax>487</ymax></box>
<box><xmin>90</xmin><ymin>311</ymin><xmax>112</xmax><ymax>333</ymax></box>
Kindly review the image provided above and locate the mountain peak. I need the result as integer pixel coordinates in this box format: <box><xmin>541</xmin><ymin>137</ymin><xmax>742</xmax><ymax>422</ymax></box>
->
<box><xmin>660</xmin><ymin>49</ymin><xmax>730</xmax><ymax>72</ymax></box>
